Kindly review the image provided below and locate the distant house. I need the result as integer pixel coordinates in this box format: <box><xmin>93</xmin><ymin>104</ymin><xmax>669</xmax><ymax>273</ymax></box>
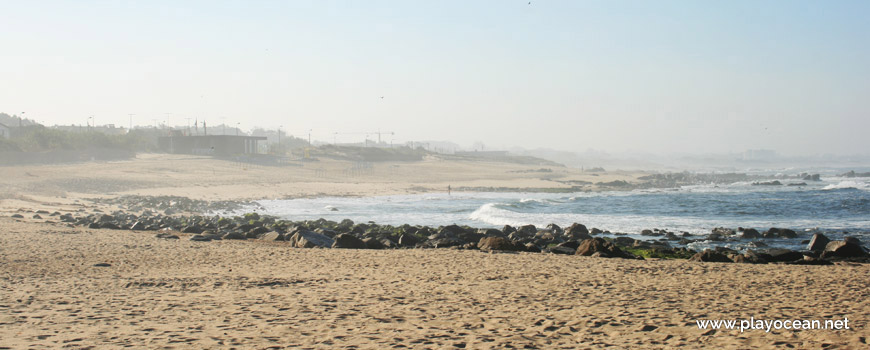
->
<box><xmin>157</xmin><ymin>135</ymin><xmax>267</xmax><ymax>156</ymax></box>
<box><xmin>0</xmin><ymin>123</ymin><xmax>10</xmax><ymax>139</ymax></box>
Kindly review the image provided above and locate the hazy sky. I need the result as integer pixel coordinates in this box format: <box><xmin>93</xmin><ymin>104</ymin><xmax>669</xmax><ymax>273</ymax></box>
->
<box><xmin>2</xmin><ymin>1</ymin><xmax>868</xmax><ymax>155</ymax></box>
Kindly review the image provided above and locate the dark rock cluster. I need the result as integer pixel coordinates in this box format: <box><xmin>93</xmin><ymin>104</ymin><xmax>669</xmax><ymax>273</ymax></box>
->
<box><xmin>12</xmin><ymin>199</ymin><xmax>869</xmax><ymax>265</ymax></box>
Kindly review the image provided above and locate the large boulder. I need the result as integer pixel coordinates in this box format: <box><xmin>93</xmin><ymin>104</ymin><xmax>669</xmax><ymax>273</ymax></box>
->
<box><xmin>733</xmin><ymin>250</ymin><xmax>768</xmax><ymax>264</ymax></box>
<box><xmin>575</xmin><ymin>238</ymin><xmax>634</xmax><ymax>259</ymax></box>
<box><xmin>764</xmin><ymin>248</ymin><xmax>804</xmax><ymax>262</ymax></box>
<box><xmin>398</xmin><ymin>234</ymin><xmax>420</xmax><ymax>247</ymax></box>
<box><xmin>565</xmin><ymin>223</ymin><xmax>592</xmax><ymax>240</ymax></box>
<box><xmin>428</xmin><ymin>237</ymin><xmax>465</xmax><ymax>248</ymax></box>
<box><xmin>712</xmin><ymin>227</ymin><xmax>735</xmax><ymax>236</ymax></box>
<box><xmin>362</xmin><ymin>237</ymin><xmax>386</xmax><ymax>249</ymax></box>
<box><xmin>478</xmin><ymin>237</ymin><xmax>524</xmax><ymax>252</ymax></box>
<box><xmin>822</xmin><ymin>240</ymin><xmax>867</xmax><ymax>259</ymax></box>
<box><xmin>546</xmin><ymin>246</ymin><xmax>576</xmax><ymax>255</ymax></box>
<box><xmin>546</xmin><ymin>223</ymin><xmax>563</xmax><ymax>235</ymax></box>
<box><xmin>222</xmin><ymin>231</ymin><xmax>247</xmax><ymax>240</ymax></box>
<box><xmin>332</xmin><ymin>234</ymin><xmax>368</xmax><ymax>249</ymax></box>
<box><xmin>689</xmin><ymin>250</ymin><xmax>733</xmax><ymax>263</ymax></box>
<box><xmin>259</xmin><ymin>231</ymin><xmax>284</xmax><ymax>241</ymax></box>
<box><xmin>182</xmin><ymin>225</ymin><xmax>204</xmax><ymax>234</ymax></box>
<box><xmin>765</xmin><ymin>228</ymin><xmax>797</xmax><ymax>239</ymax></box>
<box><xmin>478</xmin><ymin>228</ymin><xmax>505</xmax><ymax>237</ymax></box>
<box><xmin>516</xmin><ymin>225</ymin><xmax>538</xmax><ymax>237</ymax></box>
<box><xmin>740</xmin><ymin>228</ymin><xmax>761</xmax><ymax>239</ymax></box>
<box><xmin>806</xmin><ymin>233</ymin><xmax>830</xmax><ymax>252</ymax></box>
<box><xmin>289</xmin><ymin>230</ymin><xmax>334</xmax><ymax>248</ymax></box>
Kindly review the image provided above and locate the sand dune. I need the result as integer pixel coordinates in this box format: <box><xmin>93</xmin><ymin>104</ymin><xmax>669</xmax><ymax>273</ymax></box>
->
<box><xmin>1</xmin><ymin>219</ymin><xmax>867</xmax><ymax>349</ymax></box>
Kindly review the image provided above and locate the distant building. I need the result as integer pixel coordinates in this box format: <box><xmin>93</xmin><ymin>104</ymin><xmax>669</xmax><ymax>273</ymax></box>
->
<box><xmin>158</xmin><ymin>135</ymin><xmax>267</xmax><ymax>156</ymax></box>
<box><xmin>0</xmin><ymin>122</ymin><xmax>10</xmax><ymax>139</ymax></box>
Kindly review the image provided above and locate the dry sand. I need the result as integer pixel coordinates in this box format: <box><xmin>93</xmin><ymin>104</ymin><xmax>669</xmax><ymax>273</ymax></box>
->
<box><xmin>1</xmin><ymin>219</ymin><xmax>867</xmax><ymax>349</ymax></box>
<box><xmin>1</xmin><ymin>155</ymin><xmax>868</xmax><ymax>349</ymax></box>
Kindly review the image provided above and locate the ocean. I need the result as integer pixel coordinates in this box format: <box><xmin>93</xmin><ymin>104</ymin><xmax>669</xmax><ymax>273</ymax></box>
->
<box><xmin>238</xmin><ymin>175</ymin><xmax>870</xmax><ymax>252</ymax></box>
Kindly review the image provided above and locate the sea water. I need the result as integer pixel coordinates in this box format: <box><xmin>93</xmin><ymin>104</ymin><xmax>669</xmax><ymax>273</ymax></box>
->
<box><xmin>238</xmin><ymin>176</ymin><xmax>870</xmax><ymax>252</ymax></box>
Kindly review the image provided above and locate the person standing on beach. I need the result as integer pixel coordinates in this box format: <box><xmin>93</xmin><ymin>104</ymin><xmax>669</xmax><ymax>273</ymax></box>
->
<box><xmin>448</xmin><ymin>185</ymin><xmax>451</xmax><ymax>195</ymax></box>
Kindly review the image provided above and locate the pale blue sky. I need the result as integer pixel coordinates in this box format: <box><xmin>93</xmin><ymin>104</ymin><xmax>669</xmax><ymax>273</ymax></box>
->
<box><xmin>2</xmin><ymin>0</ymin><xmax>868</xmax><ymax>155</ymax></box>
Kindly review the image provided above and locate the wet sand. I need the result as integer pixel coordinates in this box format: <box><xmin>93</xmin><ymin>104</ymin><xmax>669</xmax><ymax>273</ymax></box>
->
<box><xmin>1</xmin><ymin>218</ymin><xmax>867</xmax><ymax>349</ymax></box>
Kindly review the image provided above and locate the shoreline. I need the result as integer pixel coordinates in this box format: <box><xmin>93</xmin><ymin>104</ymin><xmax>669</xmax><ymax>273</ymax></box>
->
<box><xmin>6</xmin><ymin>195</ymin><xmax>868</xmax><ymax>265</ymax></box>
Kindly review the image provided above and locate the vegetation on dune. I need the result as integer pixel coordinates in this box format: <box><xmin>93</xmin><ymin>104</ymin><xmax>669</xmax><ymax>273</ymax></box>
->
<box><xmin>1</xmin><ymin>125</ymin><xmax>158</xmax><ymax>152</ymax></box>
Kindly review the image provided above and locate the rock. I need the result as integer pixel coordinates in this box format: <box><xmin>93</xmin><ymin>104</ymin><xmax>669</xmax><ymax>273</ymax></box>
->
<box><xmin>707</xmin><ymin>233</ymin><xmax>724</xmax><ymax>241</ymax></box>
<box><xmin>822</xmin><ymin>241</ymin><xmax>867</xmax><ymax>258</ymax></box>
<box><xmin>712</xmin><ymin>227</ymin><xmax>735</xmax><ymax>236</ymax></box>
<box><xmin>689</xmin><ymin>250</ymin><xmax>733</xmax><ymax>263</ymax></box>
<box><xmin>546</xmin><ymin>223</ymin><xmax>563</xmax><ymax>235</ymax></box>
<box><xmin>479</xmin><ymin>228</ymin><xmax>505</xmax><ymax>237</ymax></box>
<box><xmin>764</xmin><ymin>249</ymin><xmax>804</xmax><ymax>262</ymax></box>
<box><xmin>752</xmin><ymin>180</ymin><xmax>782</xmax><ymax>186</ymax></box>
<box><xmin>524</xmin><ymin>243</ymin><xmax>541</xmax><ymax>253</ymax></box>
<box><xmin>806</xmin><ymin>233</ymin><xmax>830</xmax><ymax>252</ymax></box>
<box><xmin>741</xmin><ymin>228</ymin><xmax>760</xmax><ymax>239</ymax></box>
<box><xmin>590</xmin><ymin>228</ymin><xmax>603</xmax><ymax>235</ymax></box>
<box><xmin>787</xmin><ymin>182</ymin><xmax>807</xmax><ymax>186</ymax></box>
<box><xmin>182</xmin><ymin>225</ymin><xmax>204</xmax><ymax>234</ymax></box>
<box><xmin>516</xmin><ymin>225</ymin><xmax>538</xmax><ymax>237</ymax></box>
<box><xmin>478</xmin><ymin>237</ymin><xmax>524</xmax><ymax>251</ymax></box>
<box><xmin>398</xmin><ymin>234</ymin><xmax>420</xmax><ymax>247</ymax></box>
<box><xmin>803</xmin><ymin>174</ymin><xmax>821</xmax><ymax>181</ymax></box>
<box><xmin>189</xmin><ymin>234</ymin><xmax>212</xmax><ymax>242</ymax></box>
<box><xmin>788</xmin><ymin>256</ymin><xmax>833</xmax><ymax>265</ymax></box>
<box><xmin>155</xmin><ymin>233</ymin><xmax>179</xmax><ymax>239</ymax></box>
<box><xmin>93</xmin><ymin>263</ymin><xmax>112</xmax><ymax>267</ymax></box>
<box><xmin>565</xmin><ymin>223</ymin><xmax>591</xmax><ymax>239</ymax></box>
<box><xmin>641</xmin><ymin>229</ymin><xmax>658</xmax><ymax>236</ymax></box>
<box><xmin>288</xmin><ymin>230</ymin><xmax>334</xmax><ymax>248</ymax></box>
<box><xmin>378</xmin><ymin>238</ymin><xmax>397</xmax><ymax>249</ymax></box>
<box><xmin>130</xmin><ymin>221</ymin><xmax>145</xmax><ymax>230</ymax></box>
<box><xmin>32</xmin><ymin>214</ymin><xmax>42</xmax><ymax>219</ymax></box>
<box><xmin>332</xmin><ymin>234</ymin><xmax>368</xmax><ymax>249</ymax></box>
<box><xmin>248</xmin><ymin>226</ymin><xmax>270</xmax><ymax>237</ymax></box>
<box><xmin>362</xmin><ymin>237</ymin><xmax>385</xmax><ymax>249</ymax></box>
<box><xmin>429</xmin><ymin>237</ymin><xmax>465</xmax><ymax>248</ymax></box>
<box><xmin>547</xmin><ymin>246</ymin><xmax>576</xmax><ymax>255</ymax></box>
<box><xmin>557</xmin><ymin>241</ymin><xmax>581</xmax><ymax>250</ymax></box>
<box><xmin>100</xmin><ymin>222</ymin><xmax>121</xmax><ymax>230</ymax></box>
<box><xmin>259</xmin><ymin>231</ymin><xmax>284</xmax><ymax>241</ymax></box>
<box><xmin>10</xmin><ymin>214</ymin><xmax>24</xmax><ymax>218</ymax></box>
<box><xmin>613</xmin><ymin>237</ymin><xmax>636</xmax><ymax>247</ymax></box>
<box><xmin>222</xmin><ymin>231</ymin><xmax>246</xmax><ymax>240</ymax></box>
<box><xmin>733</xmin><ymin>251</ymin><xmax>767</xmax><ymax>264</ymax></box>
<box><xmin>844</xmin><ymin>236</ymin><xmax>863</xmax><ymax>246</ymax></box>
<box><xmin>575</xmin><ymin>238</ymin><xmax>634</xmax><ymax>259</ymax></box>
<box><xmin>766</xmin><ymin>228</ymin><xmax>797</xmax><ymax>239</ymax></box>
<box><xmin>502</xmin><ymin>225</ymin><xmax>516</xmax><ymax>235</ymax></box>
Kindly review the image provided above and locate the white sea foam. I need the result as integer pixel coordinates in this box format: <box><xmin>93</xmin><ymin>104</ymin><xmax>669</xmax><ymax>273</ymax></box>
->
<box><xmin>823</xmin><ymin>180</ymin><xmax>869</xmax><ymax>191</ymax></box>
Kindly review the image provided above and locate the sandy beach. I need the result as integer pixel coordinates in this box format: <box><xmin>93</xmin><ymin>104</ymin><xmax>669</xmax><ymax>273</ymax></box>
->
<box><xmin>1</xmin><ymin>155</ymin><xmax>868</xmax><ymax>349</ymax></box>
<box><xmin>0</xmin><ymin>154</ymin><xmax>636</xmax><ymax>214</ymax></box>
<box><xmin>1</xmin><ymin>218</ymin><xmax>867</xmax><ymax>349</ymax></box>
